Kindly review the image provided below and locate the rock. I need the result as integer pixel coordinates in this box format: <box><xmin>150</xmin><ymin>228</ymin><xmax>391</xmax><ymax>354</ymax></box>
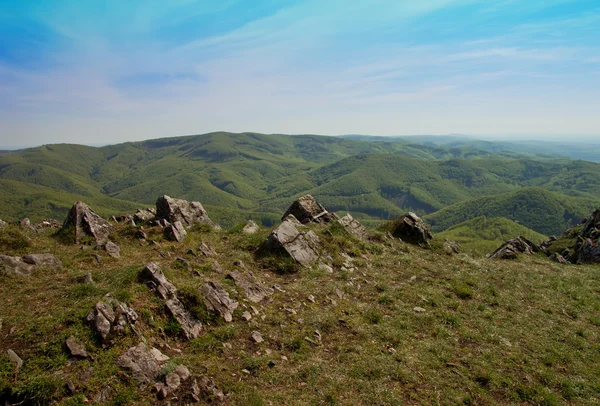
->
<box><xmin>94</xmin><ymin>385</ymin><xmax>114</xmax><ymax>403</ymax></box>
<box><xmin>7</xmin><ymin>349</ymin><xmax>23</xmax><ymax>371</ymax></box>
<box><xmin>36</xmin><ymin>219</ymin><xmax>62</xmax><ymax>230</ymax></box>
<box><xmin>540</xmin><ymin>236</ymin><xmax>557</xmax><ymax>252</ymax></box>
<box><xmin>175</xmin><ymin>257</ymin><xmax>193</xmax><ymax>272</ymax></box>
<box><xmin>165</xmin><ymin>371</ymin><xmax>181</xmax><ymax>390</ymax></box>
<box><xmin>199</xmin><ymin>282</ymin><xmax>239</xmax><ymax>323</ymax></box>
<box><xmin>117</xmin><ymin>343</ymin><xmax>169</xmax><ymax>387</ymax></box>
<box><xmin>577</xmin><ymin>238</ymin><xmax>600</xmax><ymax>264</ymax></box>
<box><xmin>192</xmin><ymin>376</ymin><xmax>225</xmax><ymax>402</ymax></box>
<box><xmin>549</xmin><ymin>253</ymin><xmax>569</xmax><ymax>264</ymax></box>
<box><xmin>242</xmin><ymin>220</ymin><xmax>260</xmax><ymax>234</ymax></box>
<box><xmin>134</xmin><ymin>208</ymin><xmax>156</xmax><ymax>224</ymax></box>
<box><xmin>83</xmin><ymin>272</ymin><xmax>94</xmax><ymax>284</ymax></box>
<box><xmin>318</xmin><ymin>262</ymin><xmax>333</xmax><ymax>273</ymax></box>
<box><xmin>136</xmin><ymin>229</ymin><xmax>148</xmax><ymax>240</ymax></box>
<box><xmin>307</xmin><ymin>295</ymin><xmax>316</xmax><ymax>303</ymax></box>
<box><xmin>391</xmin><ymin>212</ymin><xmax>433</xmax><ymax>245</ymax></box>
<box><xmin>226</xmin><ymin>270</ymin><xmax>274</xmax><ymax>303</ymax></box>
<box><xmin>62</xmin><ymin>201</ymin><xmax>114</xmax><ymax>245</ymax></box>
<box><xmin>65</xmin><ymin>336</ymin><xmax>91</xmax><ymax>359</ymax></box>
<box><xmin>212</xmin><ymin>261</ymin><xmax>223</xmax><ymax>273</ymax></box>
<box><xmin>489</xmin><ymin>236</ymin><xmax>540</xmax><ymax>260</ymax></box>
<box><xmin>156</xmin><ymin>195</ymin><xmax>220</xmax><ymax>230</ymax></box>
<box><xmin>251</xmin><ymin>331</ymin><xmax>264</xmax><ymax>343</ymax></box>
<box><xmin>337</xmin><ymin>213</ymin><xmax>369</xmax><ymax>240</ymax></box>
<box><xmin>19</xmin><ymin>218</ymin><xmax>34</xmax><ymax>230</ymax></box>
<box><xmin>102</xmin><ymin>241</ymin><xmax>121</xmax><ymax>258</ymax></box>
<box><xmin>164</xmin><ymin>221</ymin><xmax>187</xmax><ymax>242</ymax></box>
<box><xmin>85</xmin><ymin>294</ymin><xmax>139</xmax><ymax>345</ymax></box>
<box><xmin>443</xmin><ymin>239</ymin><xmax>461</xmax><ymax>255</ymax></box>
<box><xmin>0</xmin><ymin>253</ymin><xmax>61</xmax><ymax>277</ymax></box>
<box><xmin>65</xmin><ymin>379</ymin><xmax>76</xmax><ymax>395</ymax></box>
<box><xmin>140</xmin><ymin>263</ymin><xmax>202</xmax><ymax>340</ymax></box>
<box><xmin>413</xmin><ymin>307</ymin><xmax>426</xmax><ymax>313</ymax></box>
<box><xmin>156</xmin><ymin>385</ymin><xmax>168</xmax><ymax>400</ymax></box>
<box><xmin>0</xmin><ymin>219</ymin><xmax>7</xmax><ymax>228</ymax></box>
<box><xmin>241</xmin><ymin>311</ymin><xmax>252</xmax><ymax>321</ymax></box>
<box><xmin>579</xmin><ymin>210</ymin><xmax>600</xmax><ymax>239</ymax></box>
<box><xmin>174</xmin><ymin>365</ymin><xmax>190</xmax><ymax>381</ymax></box>
<box><xmin>282</xmin><ymin>195</ymin><xmax>338</xmax><ymax>224</ymax></box>
<box><xmin>199</xmin><ymin>242</ymin><xmax>217</xmax><ymax>257</ymax></box>
<box><xmin>262</xmin><ymin>216</ymin><xmax>322</xmax><ymax>268</ymax></box>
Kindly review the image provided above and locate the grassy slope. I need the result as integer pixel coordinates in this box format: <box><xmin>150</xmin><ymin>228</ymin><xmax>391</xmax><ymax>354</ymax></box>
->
<box><xmin>1</xmin><ymin>220</ymin><xmax>600</xmax><ymax>405</ymax></box>
<box><xmin>436</xmin><ymin>216</ymin><xmax>547</xmax><ymax>256</ymax></box>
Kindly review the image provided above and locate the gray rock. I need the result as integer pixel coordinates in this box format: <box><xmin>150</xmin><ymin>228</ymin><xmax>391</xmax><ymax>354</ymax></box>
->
<box><xmin>577</xmin><ymin>238</ymin><xmax>600</xmax><ymax>264</ymax></box>
<box><xmin>211</xmin><ymin>261</ymin><xmax>223</xmax><ymax>273</ymax></box>
<box><xmin>226</xmin><ymin>270</ymin><xmax>274</xmax><ymax>303</ymax></box>
<box><xmin>241</xmin><ymin>311</ymin><xmax>252</xmax><ymax>321</ymax></box>
<box><xmin>62</xmin><ymin>201</ymin><xmax>114</xmax><ymax>245</ymax></box>
<box><xmin>133</xmin><ymin>208</ymin><xmax>156</xmax><ymax>223</ymax></box>
<box><xmin>199</xmin><ymin>242</ymin><xmax>217</xmax><ymax>257</ymax></box>
<box><xmin>337</xmin><ymin>213</ymin><xmax>369</xmax><ymax>240</ymax></box>
<box><xmin>117</xmin><ymin>343</ymin><xmax>169</xmax><ymax>387</ymax></box>
<box><xmin>443</xmin><ymin>239</ymin><xmax>461</xmax><ymax>255</ymax></box>
<box><xmin>83</xmin><ymin>272</ymin><xmax>94</xmax><ymax>284</ymax></box>
<box><xmin>85</xmin><ymin>294</ymin><xmax>138</xmax><ymax>345</ymax></box>
<box><xmin>65</xmin><ymin>336</ymin><xmax>91</xmax><ymax>359</ymax></box>
<box><xmin>199</xmin><ymin>282</ymin><xmax>238</xmax><ymax>323</ymax></box>
<box><xmin>282</xmin><ymin>195</ymin><xmax>338</xmax><ymax>224</ymax></box>
<box><xmin>0</xmin><ymin>219</ymin><xmax>7</xmax><ymax>228</ymax></box>
<box><xmin>262</xmin><ymin>216</ymin><xmax>322</xmax><ymax>268</ymax></box>
<box><xmin>391</xmin><ymin>212</ymin><xmax>433</xmax><ymax>245</ymax></box>
<box><xmin>156</xmin><ymin>195</ymin><xmax>220</xmax><ymax>230</ymax></box>
<box><xmin>175</xmin><ymin>257</ymin><xmax>193</xmax><ymax>272</ymax></box>
<box><xmin>164</xmin><ymin>220</ymin><xmax>187</xmax><ymax>242</ymax></box>
<box><xmin>242</xmin><ymin>220</ymin><xmax>260</xmax><ymax>234</ymax></box>
<box><xmin>94</xmin><ymin>385</ymin><xmax>114</xmax><ymax>403</ymax></box>
<box><xmin>175</xmin><ymin>365</ymin><xmax>190</xmax><ymax>381</ymax></box>
<box><xmin>165</xmin><ymin>371</ymin><xmax>181</xmax><ymax>390</ymax></box>
<box><xmin>19</xmin><ymin>218</ymin><xmax>34</xmax><ymax>230</ymax></box>
<box><xmin>35</xmin><ymin>219</ymin><xmax>62</xmax><ymax>230</ymax></box>
<box><xmin>489</xmin><ymin>236</ymin><xmax>540</xmax><ymax>260</ymax></box>
<box><xmin>102</xmin><ymin>241</ymin><xmax>121</xmax><ymax>258</ymax></box>
<box><xmin>140</xmin><ymin>263</ymin><xmax>177</xmax><ymax>299</ymax></box>
<box><xmin>192</xmin><ymin>376</ymin><xmax>225</xmax><ymax>402</ymax></box>
<box><xmin>251</xmin><ymin>331</ymin><xmax>264</xmax><ymax>343</ymax></box>
<box><xmin>7</xmin><ymin>349</ymin><xmax>23</xmax><ymax>370</ymax></box>
<box><xmin>0</xmin><ymin>253</ymin><xmax>61</xmax><ymax>277</ymax></box>
<box><xmin>550</xmin><ymin>253</ymin><xmax>569</xmax><ymax>264</ymax></box>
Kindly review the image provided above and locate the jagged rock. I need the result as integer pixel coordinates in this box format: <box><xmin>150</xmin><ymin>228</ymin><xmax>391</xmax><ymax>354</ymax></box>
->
<box><xmin>579</xmin><ymin>210</ymin><xmax>600</xmax><ymax>239</ymax></box>
<box><xmin>7</xmin><ymin>349</ymin><xmax>23</xmax><ymax>371</ymax></box>
<box><xmin>242</xmin><ymin>220</ymin><xmax>260</xmax><ymax>234</ymax></box>
<box><xmin>282</xmin><ymin>195</ymin><xmax>338</xmax><ymax>224</ymax></box>
<box><xmin>101</xmin><ymin>241</ymin><xmax>121</xmax><ymax>258</ymax></box>
<box><xmin>83</xmin><ymin>272</ymin><xmax>94</xmax><ymax>284</ymax></box>
<box><xmin>577</xmin><ymin>238</ymin><xmax>600</xmax><ymax>264</ymax></box>
<box><xmin>62</xmin><ymin>201</ymin><xmax>113</xmax><ymax>245</ymax></box>
<box><xmin>550</xmin><ymin>253</ymin><xmax>569</xmax><ymax>264</ymax></box>
<box><xmin>199</xmin><ymin>282</ymin><xmax>238</xmax><ymax>322</ymax></box>
<box><xmin>134</xmin><ymin>208</ymin><xmax>156</xmax><ymax>223</ymax></box>
<box><xmin>164</xmin><ymin>221</ymin><xmax>187</xmax><ymax>242</ymax></box>
<box><xmin>140</xmin><ymin>263</ymin><xmax>202</xmax><ymax>340</ymax></box>
<box><xmin>199</xmin><ymin>242</ymin><xmax>217</xmax><ymax>257</ymax></box>
<box><xmin>262</xmin><ymin>216</ymin><xmax>321</xmax><ymax>268</ymax></box>
<box><xmin>251</xmin><ymin>331</ymin><xmax>264</xmax><ymax>343</ymax></box>
<box><xmin>443</xmin><ymin>240</ymin><xmax>461</xmax><ymax>255</ymax></box>
<box><xmin>192</xmin><ymin>376</ymin><xmax>225</xmax><ymax>402</ymax></box>
<box><xmin>65</xmin><ymin>336</ymin><xmax>91</xmax><ymax>359</ymax></box>
<box><xmin>156</xmin><ymin>195</ymin><xmax>220</xmax><ymax>230</ymax></box>
<box><xmin>136</xmin><ymin>228</ymin><xmax>148</xmax><ymax>240</ymax></box>
<box><xmin>337</xmin><ymin>213</ymin><xmax>368</xmax><ymax>240</ymax></box>
<box><xmin>391</xmin><ymin>212</ymin><xmax>433</xmax><ymax>245</ymax></box>
<box><xmin>175</xmin><ymin>257</ymin><xmax>193</xmax><ymax>272</ymax></box>
<box><xmin>540</xmin><ymin>236</ymin><xmax>557</xmax><ymax>252</ymax></box>
<box><xmin>489</xmin><ymin>236</ymin><xmax>540</xmax><ymax>260</ymax></box>
<box><xmin>226</xmin><ymin>270</ymin><xmax>273</xmax><ymax>303</ymax></box>
<box><xmin>0</xmin><ymin>253</ymin><xmax>61</xmax><ymax>277</ymax></box>
<box><xmin>117</xmin><ymin>343</ymin><xmax>169</xmax><ymax>387</ymax></box>
<box><xmin>85</xmin><ymin>294</ymin><xmax>138</xmax><ymax>345</ymax></box>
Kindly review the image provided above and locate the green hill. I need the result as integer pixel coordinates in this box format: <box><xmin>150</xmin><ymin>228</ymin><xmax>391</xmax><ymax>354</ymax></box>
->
<box><xmin>436</xmin><ymin>216</ymin><xmax>547</xmax><ymax>255</ymax></box>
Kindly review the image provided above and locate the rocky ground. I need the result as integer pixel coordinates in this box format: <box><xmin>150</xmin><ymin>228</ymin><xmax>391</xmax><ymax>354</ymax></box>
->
<box><xmin>0</xmin><ymin>196</ymin><xmax>599</xmax><ymax>405</ymax></box>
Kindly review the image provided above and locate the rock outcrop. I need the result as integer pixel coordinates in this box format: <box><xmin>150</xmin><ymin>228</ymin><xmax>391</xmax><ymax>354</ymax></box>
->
<box><xmin>85</xmin><ymin>294</ymin><xmax>139</xmax><ymax>345</ymax></box>
<box><xmin>391</xmin><ymin>212</ymin><xmax>433</xmax><ymax>245</ymax></box>
<box><xmin>117</xmin><ymin>343</ymin><xmax>169</xmax><ymax>387</ymax></box>
<box><xmin>133</xmin><ymin>208</ymin><xmax>156</xmax><ymax>224</ymax></box>
<box><xmin>62</xmin><ymin>201</ymin><xmax>113</xmax><ymax>245</ymax></box>
<box><xmin>337</xmin><ymin>213</ymin><xmax>368</xmax><ymax>240</ymax></box>
<box><xmin>262</xmin><ymin>215</ymin><xmax>321</xmax><ymax>267</ymax></box>
<box><xmin>489</xmin><ymin>236</ymin><xmax>540</xmax><ymax>260</ymax></box>
<box><xmin>140</xmin><ymin>263</ymin><xmax>202</xmax><ymax>340</ymax></box>
<box><xmin>226</xmin><ymin>270</ymin><xmax>273</xmax><ymax>303</ymax></box>
<box><xmin>199</xmin><ymin>282</ymin><xmax>238</xmax><ymax>322</ymax></box>
<box><xmin>164</xmin><ymin>221</ymin><xmax>187</xmax><ymax>242</ymax></box>
<box><xmin>282</xmin><ymin>195</ymin><xmax>338</xmax><ymax>224</ymax></box>
<box><xmin>0</xmin><ymin>253</ymin><xmax>61</xmax><ymax>277</ymax></box>
<box><xmin>155</xmin><ymin>195</ymin><xmax>219</xmax><ymax>230</ymax></box>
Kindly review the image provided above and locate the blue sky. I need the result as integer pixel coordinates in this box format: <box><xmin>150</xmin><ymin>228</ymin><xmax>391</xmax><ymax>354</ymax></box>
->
<box><xmin>1</xmin><ymin>0</ymin><xmax>599</xmax><ymax>147</ymax></box>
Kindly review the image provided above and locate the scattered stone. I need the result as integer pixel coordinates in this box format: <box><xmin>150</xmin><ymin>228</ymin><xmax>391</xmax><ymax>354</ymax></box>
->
<box><xmin>7</xmin><ymin>349</ymin><xmax>23</xmax><ymax>371</ymax></box>
<box><xmin>19</xmin><ymin>218</ymin><xmax>34</xmax><ymax>230</ymax></box>
<box><xmin>156</xmin><ymin>384</ymin><xmax>168</xmax><ymax>400</ymax></box>
<box><xmin>251</xmin><ymin>331</ymin><xmax>264</xmax><ymax>343</ymax></box>
<box><xmin>164</xmin><ymin>221</ymin><xmax>187</xmax><ymax>242</ymax></box>
<box><xmin>0</xmin><ymin>253</ymin><xmax>61</xmax><ymax>277</ymax></box>
<box><xmin>83</xmin><ymin>272</ymin><xmax>94</xmax><ymax>284</ymax></box>
<box><xmin>175</xmin><ymin>257</ymin><xmax>193</xmax><ymax>272</ymax></box>
<box><xmin>0</xmin><ymin>219</ymin><xmax>7</xmax><ymax>228</ymax></box>
<box><xmin>391</xmin><ymin>212</ymin><xmax>433</xmax><ymax>245</ymax></box>
<box><xmin>134</xmin><ymin>208</ymin><xmax>156</xmax><ymax>224</ymax></box>
<box><xmin>92</xmin><ymin>253</ymin><xmax>102</xmax><ymax>265</ymax></box>
<box><xmin>192</xmin><ymin>376</ymin><xmax>225</xmax><ymax>402</ymax></box>
<box><xmin>165</xmin><ymin>371</ymin><xmax>181</xmax><ymax>390</ymax></box>
<box><xmin>36</xmin><ymin>219</ymin><xmax>62</xmax><ymax>230</ymax></box>
<box><xmin>241</xmin><ymin>311</ymin><xmax>252</xmax><ymax>321</ymax></box>
<box><xmin>199</xmin><ymin>282</ymin><xmax>239</xmax><ymax>323</ymax></box>
<box><xmin>226</xmin><ymin>270</ymin><xmax>274</xmax><ymax>303</ymax></box>
<box><xmin>85</xmin><ymin>294</ymin><xmax>139</xmax><ymax>345</ymax></box>
<box><xmin>102</xmin><ymin>241</ymin><xmax>121</xmax><ymax>258</ymax></box>
<box><xmin>242</xmin><ymin>220</ymin><xmax>260</xmax><ymax>234</ymax></box>
<box><xmin>65</xmin><ymin>379</ymin><xmax>76</xmax><ymax>395</ymax></box>
<box><xmin>199</xmin><ymin>242</ymin><xmax>217</xmax><ymax>257</ymax></box>
<box><xmin>175</xmin><ymin>365</ymin><xmax>190</xmax><ymax>381</ymax></box>
<box><xmin>136</xmin><ymin>228</ymin><xmax>149</xmax><ymax>240</ymax></box>
<box><xmin>318</xmin><ymin>262</ymin><xmax>333</xmax><ymax>273</ymax></box>
<box><xmin>282</xmin><ymin>195</ymin><xmax>338</xmax><ymax>224</ymax></box>
<box><xmin>140</xmin><ymin>263</ymin><xmax>177</xmax><ymax>299</ymax></box>
<box><xmin>307</xmin><ymin>295</ymin><xmax>316</xmax><ymax>303</ymax></box>
<box><xmin>94</xmin><ymin>385</ymin><xmax>114</xmax><ymax>403</ymax></box>
<box><xmin>262</xmin><ymin>215</ymin><xmax>322</xmax><ymax>268</ymax></box>
<box><xmin>549</xmin><ymin>253</ymin><xmax>569</xmax><ymax>264</ymax></box>
<box><xmin>443</xmin><ymin>239</ymin><xmax>461</xmax><ymax>255</ymax></box>
<box><xmin>212</xmin><ymin>261</ymin><xmax>223</xmax><ymax>273</ymax></box>
<box><xmin>65</xmin><ymin>336</ymin><xmax>91</xmax><ymax>359</ymax></box>
<box><xmin>156</xmin><ymin>195</ymin><xmax>220</xmax><ymax>230</ymax></box>
<box><xmin>413</xmin><ymin>306</ymin><xmax>426</xmax><ymax>313</ymax></box>
<box><xmin>337</xmin><ymin>213</ymin><xmax>369</xmax><ymax>240</ymax></box>
<box><xmin>62</xmin><ymin>201</ymin><xmax>114</xmax><ymax>245</ymax></box>
<box><xmin>81</xmin><ymin>367</ymin><xmax>94</xmax><ymax>382</ymax></box>
<box><xmin>489</xmin><ymin>236</ymin><xmax>540</xmax><ymax>260</ymax></box>
<box><xmin>117</xmin><ymin>343</ymin><xmax>169</xmax><ymax>387</ymax></box>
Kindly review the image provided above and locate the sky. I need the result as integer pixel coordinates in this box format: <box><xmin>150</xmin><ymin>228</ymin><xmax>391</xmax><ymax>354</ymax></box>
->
<box><xmin>1</xmin><ymin>0</ymin><xmax>599</xmax><ymax>147</ymax></box>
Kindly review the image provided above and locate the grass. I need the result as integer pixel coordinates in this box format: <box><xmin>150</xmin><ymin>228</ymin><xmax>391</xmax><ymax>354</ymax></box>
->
<box><xmin>1</xmin><ymin>214</ymin><xmax>600</xmax><ymax>405</ymax></box>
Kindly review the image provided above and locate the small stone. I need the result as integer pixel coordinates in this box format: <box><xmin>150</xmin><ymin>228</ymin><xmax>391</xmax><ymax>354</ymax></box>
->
<box><xmin>251</xmin><ymin>331</ymin><xmax>264</xmax><ymax>343</ymax></box>
<box><xmin>199</xmin><ymin>242</ymin><xmax>217</xmax><ymax>257</ymax></box>
<box><xmin>175</xmin><ymin>365</ymin><xmax>190</xmax><ymax>381</ymax></box>
<box><xmin>92</xmin><ymin>254</ymin><xmax>102</xmax><ymax>265</ymax></box>
<box><xmin>268</xmin><ymin>360</ymin><xmax>276</xmax><ymax>368</ymax></box>
<box><xmin>242</xmin><ymin>311</ymin><xmax>252</xmax><ymax>321</ymax></box>
<box><xmin>281</xmin><ymin>355</ymin><xmax>288</xmax><ymax>361</ymax></box>
<box><xmin>242</xmin><ymin>220</ymin><xmax>260</xmax><ymax>234</ymax></box>
<box><xmin>413</xmin><ymin>306</ymin><xmax>426</xmax><ymax>313</ymax></box>
<box><xmin>65</xmin><ymin>336</ymin><xmax>91</xmax><ymax>359</ymax></box>
<box><xmin>175</xmin><ymin>257</ymin><xmax>192</xmax><ymax>272</ymax></box>
<box><xmin>307</xmin><ymin>295</ymin><xmax>316</xmax><ymax>303</ymax></box>
<box><xmin>157</xmin><ymin>386</ymin><xmax>169</xmax><ymax>400</ymax></box>
<box><xmin>223</xmin><ymin>343</ymin><xmax>232</xmax><ymax>350</ymax></box>
<box><xmin>318</xmin><ymin>262</ymin><xmax>334</xmax><ymax>273</ymax></box>
<box><xmin>83</xmin><ymin>272</ymin><xmax>94</xmax><ymax>284</ymax></box>
<box><xmin>165</xmin><ymin>371</ymin><xmax>181</xmax><ymax>389</ymax></box>
<box><xmin>7</xmin><ymin>349</ymin><xmax>23</xmax><ymax>370</ymax></box>
<box><xmin>103</xmin><ymin>241</ymin><xmax>121</xmax><ymax>258</ymax></box>
<box><xmin>65</xmin><ymin>379</ymin><xmax>76</xmax><ymax>395</ymax></box>
<box><xmin>211</xmin><ymin>261</ymin><xmax>223</xmax><ymax>273</ymax></box>
<box><xmin>250</xmin><ymin>306</ymin><xmax>259</xmax><ymax>315</ymax></box>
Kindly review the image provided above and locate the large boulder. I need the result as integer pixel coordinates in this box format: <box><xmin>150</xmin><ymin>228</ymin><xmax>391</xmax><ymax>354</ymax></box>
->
<box><xmin>117</xmin><ymin>343</ymin><xmax>169</xmax><ymax>387</ymax></box>
<box><xmin>140</xmin><ymin>263</ymin><xmax>202</xmax><ymax>340</ymax></box>
<box><xmin>337</xmin><ymin>213</ymin><xmax>369</xmax><ymax>240</ymax></box>
<box><xmin>0</xmin><ymin>253</ymin><xmax>61</xmax><ymax>277</ymax></box>
<box><xmin>391</xmin><ymin>212</ymin><xmax>433</xmax><ymax>245</ymax></box>
<box><xmin>199</xmin><ymin>282</ymin><xmax>238</xmax><ymax>322</ymax></box>
<box><xmin>85</xmin><ymin>294</ymin><xmax>139</xmax><ymax>345</ymax></box>
<box><xmin>155</xmin><ymin>195</ymin><xmax>219</xmax><ymax>230</ymax></box>
<box><xmin>282</xmin><ymin>195</ymin><xmax>338</xmax><ymax>224</ymax></box>
<box><xmin>262</xmin><ymin>216</ymin><xmax>322</xmax><ymax>267</ymax></box>
<box><xmin>62</xmin><ymin>201</ymin><xmax>113</xmax><ymax>245</ymax></box>
<box><xmin>489</xmin><ymin>236</ymin><xmax>540</xmax><ymax>260</ymax></box>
